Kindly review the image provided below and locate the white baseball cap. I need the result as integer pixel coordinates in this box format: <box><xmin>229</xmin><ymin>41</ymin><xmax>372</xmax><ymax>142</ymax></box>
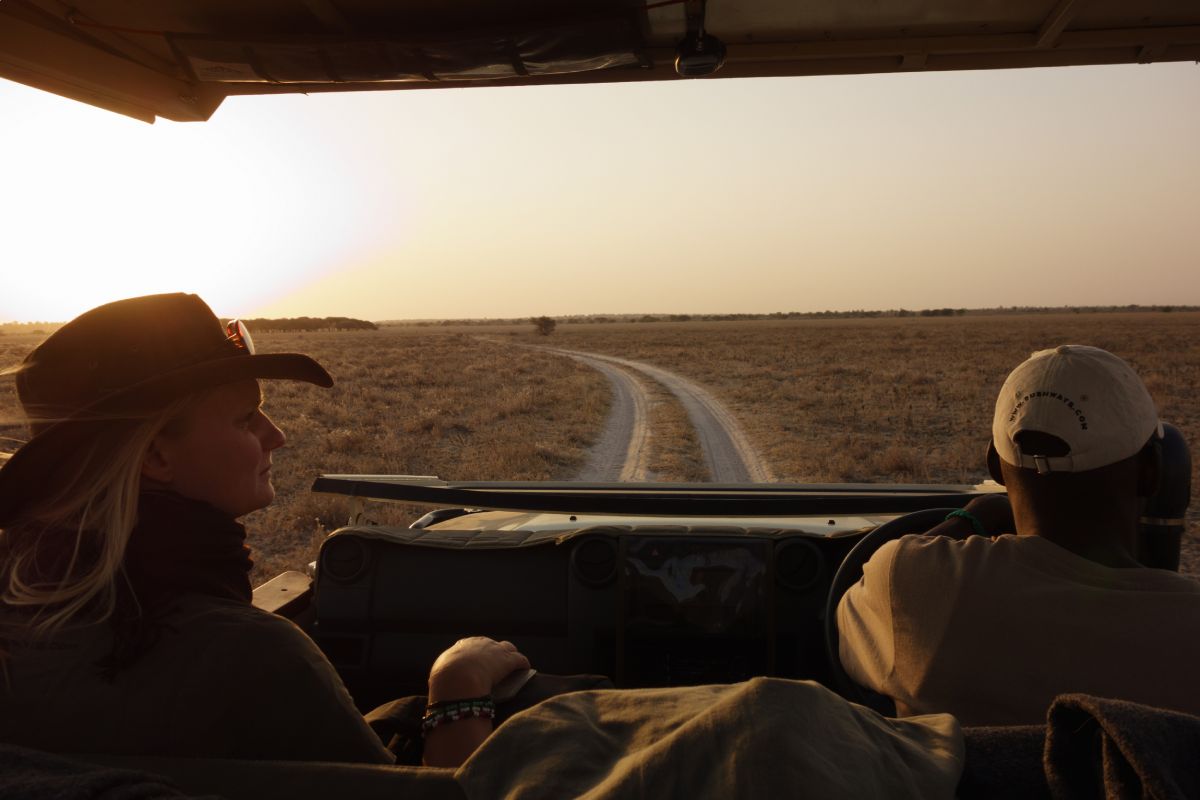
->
<box><xmin>992</xmin><ymin>345</ymin><xmax>1163</xmax><ymax>474</ymax></box>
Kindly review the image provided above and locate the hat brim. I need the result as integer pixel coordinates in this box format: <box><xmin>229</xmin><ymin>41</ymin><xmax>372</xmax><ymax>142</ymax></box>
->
<box><xmin>0</xmin><ymin>352</ymin><xmax>333</xmax><ymax>526</ymax></box>
<box><xmin>88</xmin><ymin>352</ymin><xmax>334</xmax><ymax>415</ymax></box>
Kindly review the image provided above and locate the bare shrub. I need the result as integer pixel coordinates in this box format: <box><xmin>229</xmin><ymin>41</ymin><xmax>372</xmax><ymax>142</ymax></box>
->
<box><xmin>874</xmin><ymin>445</ymin><xmax>924</xmax><ymax>480</ymax></box>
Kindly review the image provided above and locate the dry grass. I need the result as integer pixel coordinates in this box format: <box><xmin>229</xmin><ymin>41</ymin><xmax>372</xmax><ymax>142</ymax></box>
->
<box><xmin>0</xmin><ymin>335</ymin><xmax>40</xmax><ymax>458</ymax></box>
<box><xmin>247</xmin><ymin>331</ymin><xmax>611</xmax><ymax>580</ymax></box>
<box><xmin>0</xmin><ymin>330</ymin><xmax>611</xmax><ymax>583</ymax></box>
<box><xmin>642</xmin><ymin>379</ymin><xmax>708</xmax><ymax>482</ymax></box>
<box><xmin>3</xmin><ymin>313</ymin><xmax>1198</xmax><ymax>579</ymax></box>
<box><xmin>507</xmin><ymin>312</ymin><xmax>1200</xmax><ymax>574</ymax></box>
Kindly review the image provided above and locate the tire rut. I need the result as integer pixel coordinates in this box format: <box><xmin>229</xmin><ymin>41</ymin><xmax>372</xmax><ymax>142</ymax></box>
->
<box><xmin>537</xmin><ymin>345</ymin><xmax>774</xmax><ymax>483</ymax></box>
<box><xmin>557</xmin><ymin>352</ymin><xmax>652</xmax><ymax>482</ymax></box>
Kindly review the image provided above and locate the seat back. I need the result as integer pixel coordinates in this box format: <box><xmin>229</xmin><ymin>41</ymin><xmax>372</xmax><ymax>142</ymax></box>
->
<box><xmin>1138</xmin><ymin>422</ymin><xmax>1191</xmax><ymax>571</ymax></box>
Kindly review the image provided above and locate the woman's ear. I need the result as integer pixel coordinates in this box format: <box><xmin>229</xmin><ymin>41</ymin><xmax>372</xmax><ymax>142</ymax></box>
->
<box><xmin>141</xmin><ymin>437</ymin><xmax>173</xmax><ymax>484</ymax></box>
<box><xmin>986</xmin><ymin>440</ymin><xmax>1006</xmax><ymax>486</ymax></box>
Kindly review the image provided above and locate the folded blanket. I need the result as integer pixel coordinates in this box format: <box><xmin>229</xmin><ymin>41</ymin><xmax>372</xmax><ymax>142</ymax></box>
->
<box><xmin>366</xmin><ymin>673</ymin><xmax>615</xmax><ymax>765</ymax></box>
<box><xmin>1044</xmin><ymin>694</ymin><xmax>1200</xmax><ymax>800</ymax></box>
<box><xmin>0</xmin><ymin>743</ymin><xmax>211</xmax><ymax>800</ymax></box>
<box><xmin>456</xmin><ymin>677</ymin><xmax>964</xmax><ymax>800</ymax></box>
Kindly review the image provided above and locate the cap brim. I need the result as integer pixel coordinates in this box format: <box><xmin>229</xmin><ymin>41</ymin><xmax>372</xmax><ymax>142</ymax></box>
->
<box><xmin>0</xmin><ymin>352</ymin><xmax>333</xmax><ymax>526</ymax></box>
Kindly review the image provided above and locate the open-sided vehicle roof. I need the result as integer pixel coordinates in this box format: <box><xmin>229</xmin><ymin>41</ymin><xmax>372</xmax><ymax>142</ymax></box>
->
<box><xmin>2</xmin><ymin>0</ymin><xmax>1198</xmax><ymax>123</ymax></box>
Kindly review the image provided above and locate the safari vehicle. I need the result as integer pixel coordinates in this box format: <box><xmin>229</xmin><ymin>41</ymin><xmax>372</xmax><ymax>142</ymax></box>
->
<box><xmin>2</xmin><ymin>1</ymin><xmax>1197</xmax><ymax>798</ymax></box>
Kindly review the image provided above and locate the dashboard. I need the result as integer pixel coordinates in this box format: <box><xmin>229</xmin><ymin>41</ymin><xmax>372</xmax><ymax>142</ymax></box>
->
<box><xmin>311</xmin><ymin>514</ymin><xmax>874</xmax><ymax>709</ymax></box>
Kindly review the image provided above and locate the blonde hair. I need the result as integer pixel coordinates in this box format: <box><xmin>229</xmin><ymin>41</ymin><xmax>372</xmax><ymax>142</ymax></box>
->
<box><xmin>0</xmin><ymin>396</ymin><xmax>196</xmax><ymax>658</ymax></box>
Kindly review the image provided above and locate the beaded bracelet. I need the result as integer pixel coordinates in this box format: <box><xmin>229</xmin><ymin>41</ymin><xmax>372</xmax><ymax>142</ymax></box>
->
<box><xmin>945</xmin><ymin>508</ymin><xmax>988</xmax><ymax>537</ymax></box>
<box><xmin>421</xmin><ymin>696</ymin><xmax>496</xmax><ymax>736</ymax></box>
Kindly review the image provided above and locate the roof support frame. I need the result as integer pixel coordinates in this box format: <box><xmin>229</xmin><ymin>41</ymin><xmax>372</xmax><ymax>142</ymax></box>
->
<box><xmin>724</xmin><ymin>26</ymin><xmax>1200</xmax><ymax>64</ymax></box>
<box><xmin>1138</xmin><ymin>43</ymin><xmax>1169</xmax><ymax>63</ymax></box>
<box><xmin>211</xmin><ymin>23</ymin><xmax>1200</xmax><ymax>97</ymax></box>
<box><xmin>5</xmin><ymin>3</ymin><xmax>1198</xmax><ymax>122</ymax></box>
<box><xmin>300</xmin><ymin>0</ymin><xmax>355</xmax><ymax>34</ymax></box>
<box><xmin>1036</xmin><ymin>0</ymin><xmax>1084</xmax><ymax>49</ymax></box>
<box><xmin>212</xmin><ymin>40</ymin><xmax>1200</xmax><ymax>99</ymax></box>
<box><xmin>0</xmin><ymin>10</ymin><xmax>221</xmax><ymax>122</ymax></box>
<box><xmin>8</xmin><ymin>0</ymin><xmax>181</xmax><ymax>77</ymax></box>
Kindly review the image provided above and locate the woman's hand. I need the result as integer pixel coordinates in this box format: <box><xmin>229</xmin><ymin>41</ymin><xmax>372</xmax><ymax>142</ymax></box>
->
<box><xmin>427</xmin><ymin>636</ymin><xmax>530</xmax><ymax>702</ymax></box>
<box><xmin>422</xmin><ymin>637</ymin><xmax>530</xmax><ymax>768</ymax></box>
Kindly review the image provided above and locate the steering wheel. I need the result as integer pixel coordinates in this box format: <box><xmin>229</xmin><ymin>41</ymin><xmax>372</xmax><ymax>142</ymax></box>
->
<box><xmin>823</xmin><ymin>507</ymin><xmax>960</xmax><ymax>715</ymax></box>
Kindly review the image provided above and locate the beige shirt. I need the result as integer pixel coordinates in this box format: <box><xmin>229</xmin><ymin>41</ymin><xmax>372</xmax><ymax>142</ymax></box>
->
<box><xmin>0</xmin><ymin>595</ymin><xmax>393</xmax><ymax>763</ymax></box>
<box><xmin>837</xmin><ymin>533</ymin><xmax>1200</xmax><ymax>725</ymax></box>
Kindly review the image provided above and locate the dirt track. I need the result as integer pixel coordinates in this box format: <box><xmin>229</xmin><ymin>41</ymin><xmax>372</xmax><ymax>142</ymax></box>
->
<box><xmin>556</xmin><ymin>352</ymin><xmax>652</xmax><ymax>481</ymax></box>
<box><xmin>538</xmin><ymin>346</ymin><xmax>774</xmax><ymax>483</ymax></box>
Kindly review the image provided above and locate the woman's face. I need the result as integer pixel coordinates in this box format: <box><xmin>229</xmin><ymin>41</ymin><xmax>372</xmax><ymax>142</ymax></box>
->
<box><xmin>145</xmin><ymin>379</ymin><xmax>286</xmax><ymax>518</ymax></box>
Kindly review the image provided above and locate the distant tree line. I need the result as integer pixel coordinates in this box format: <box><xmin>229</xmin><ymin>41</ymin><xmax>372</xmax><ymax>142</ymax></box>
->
<box><xmin>982</xmin><ymin>304</ymin><xmax>1197</xmax><ymax>315</ymax></box>
<box><xmin>6</xmin><ymin>304</ymin><xmax>1195</xmax><ymax>337</ymax></box>
<box><xmin>241</xmin><ymin>316</ymin><xmax>378</xmax><ymax>332</ymax></box>
<box><xmin>373</xmin><ymin>303</ymin><xmax>1200</xmax><ymax>328</ymax></box>
<box><xmin>0</xmin><ymin>322</ymin><xmax>58</xmax><ymax>335</ymax></box>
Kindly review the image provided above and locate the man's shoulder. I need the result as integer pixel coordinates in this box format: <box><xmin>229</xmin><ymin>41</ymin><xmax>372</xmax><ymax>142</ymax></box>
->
<box><xmin>882</xmin><ymin>532</ymin><xmax>1001</xmax><ymax>564</ymax></box>
<box><xmin>897</xmin><ymin>531</ymin><xmax>1048</xmax><ymax>555</ymax></box>
<box><xmin>885</xmin><ymin>534</ymin><xmax>1200</xmax><ymax>593</ymax></box>
<box><xmin>872</xmin><ymin>533</ymin><xmax>1020</xmax><ymax>588</ymax></box>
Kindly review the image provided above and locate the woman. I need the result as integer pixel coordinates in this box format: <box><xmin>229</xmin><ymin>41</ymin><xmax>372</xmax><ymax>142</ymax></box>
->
<box><xmin>0</xmin><ymin>292</ymin><xmax>527</xmax><ymax>768</ymax></box>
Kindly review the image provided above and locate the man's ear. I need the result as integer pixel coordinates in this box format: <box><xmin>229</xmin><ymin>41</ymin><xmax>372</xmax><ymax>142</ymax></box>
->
<box><xmin>141</xmin><ymin>437</ymin><xmax>174</xmax><ymax>484</ymax></box>
<box><xmin>986</xmin><ymin>440</ymin><xmax>1006</xmax><ymax>486</ymax></box>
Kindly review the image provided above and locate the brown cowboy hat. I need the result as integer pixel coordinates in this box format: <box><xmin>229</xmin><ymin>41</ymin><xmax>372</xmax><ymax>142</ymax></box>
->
<box><xmin>0</xmin><ymin>293</ymin><xmax>333</xmax><ymax>526</ymax></box>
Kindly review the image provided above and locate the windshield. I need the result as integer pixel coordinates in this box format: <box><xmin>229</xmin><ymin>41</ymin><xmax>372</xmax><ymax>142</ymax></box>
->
<box><xmin>1</xmin><ymin>64</ymin><xmax>1197</xmax><ymax>582</ymax></box>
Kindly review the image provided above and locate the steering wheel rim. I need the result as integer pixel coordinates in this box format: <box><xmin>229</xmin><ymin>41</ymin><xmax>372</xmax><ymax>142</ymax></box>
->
<box><xmin>823</xmin><ymin>507</ymin><xmax>960</xmax><ymax>713</ymax></box>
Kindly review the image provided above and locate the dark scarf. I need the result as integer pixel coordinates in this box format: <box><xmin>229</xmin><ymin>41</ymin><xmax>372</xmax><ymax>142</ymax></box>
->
<box><xmin>100</xmin><ymin>490</ymin><xmax>253</xmax><ymax>676</ymax></box>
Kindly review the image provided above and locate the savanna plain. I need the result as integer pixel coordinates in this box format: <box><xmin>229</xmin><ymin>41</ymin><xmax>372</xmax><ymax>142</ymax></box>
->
<box><xmin>0</xmin><ymin>311</ymin><xmax>1196</xmax><ymax>582</ymax></box>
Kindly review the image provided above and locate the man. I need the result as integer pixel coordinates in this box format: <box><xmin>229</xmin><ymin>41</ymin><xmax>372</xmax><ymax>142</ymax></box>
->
<box><xmin>837</xmin><ymin>345</ymin><xmax>1200</xmax><ymax>725</ymax></box>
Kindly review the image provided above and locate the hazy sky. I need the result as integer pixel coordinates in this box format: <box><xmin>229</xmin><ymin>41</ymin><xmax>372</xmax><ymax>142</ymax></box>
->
<box><xmin>2</xmin><ymin>62</ymin><xmax>1198</xmax><ymax>323</ymax></box>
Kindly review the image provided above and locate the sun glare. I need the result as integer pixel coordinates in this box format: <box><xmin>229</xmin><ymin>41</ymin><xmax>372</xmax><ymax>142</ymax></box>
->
<box><xmin>1</xmin><ymin>81</ymin><xmax>400</xmax><ymax>322</ymax></box>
